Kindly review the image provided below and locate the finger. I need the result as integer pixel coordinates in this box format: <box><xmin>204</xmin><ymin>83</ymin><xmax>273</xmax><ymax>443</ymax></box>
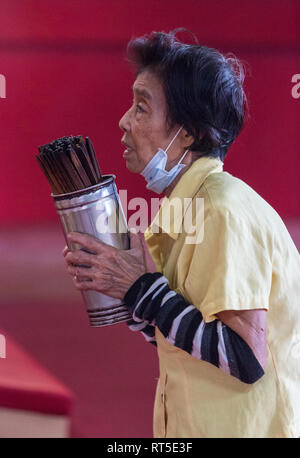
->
<box><xmin>75</xmin><ymin>275</ymin><xmax>92</xmax><ymax>282</ymax></box>
<box><xmin>67</xmin><ymin>232</ymin><xmax>111</xmax><ymax>255</ymax></box>
<box><xmin>138</xmin><ymin>234</ymin><xmax>157</xmax><ymax>273</ymax></box>
<box><xmin>72</xmin><ymin>276</ymin><xmax>94</xmax><ymax>291</ymax></box>
<box><xmin>129</xmin><ymin>229</ymin><xmax>144</xmax><ymax>251</ymax></box>
<box><xmin>67</xmin><ymin>264</ymin><xmax>93</xmax><ymax>279</ymax></box>
<box><xmin>62</xmin><ymin>245</ymin><xmax>70</xmax><ymax>257</ymax></box>
<box><xmin>65</xmin><ymin>249</ymin><xmax>95</xmax><ymax>266</ymax></box>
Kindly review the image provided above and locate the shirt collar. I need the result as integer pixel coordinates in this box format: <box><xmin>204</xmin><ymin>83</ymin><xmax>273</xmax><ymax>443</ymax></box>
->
<box><xmin>145</xmin><ymin>156</ymin><xmax>223</xmax><ymax>240</ymax></box>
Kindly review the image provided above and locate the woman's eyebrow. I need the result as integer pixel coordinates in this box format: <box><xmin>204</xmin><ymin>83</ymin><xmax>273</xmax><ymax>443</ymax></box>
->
<box><xmin>132</xmin><ymin>86</ymin><xmax>152</xmax><ymax>100</ymax></box>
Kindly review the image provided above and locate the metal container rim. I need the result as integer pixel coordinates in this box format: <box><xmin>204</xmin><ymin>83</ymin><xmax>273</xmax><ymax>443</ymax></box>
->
<box><xmin>51</xmin><ymin>174</ymin><xmax>116</xmax><ymax>201</ymax></box>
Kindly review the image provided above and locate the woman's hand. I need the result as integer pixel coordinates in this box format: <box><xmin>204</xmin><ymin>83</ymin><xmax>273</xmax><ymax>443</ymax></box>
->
<box><xmin>62</xmin><ymin>230</ymin><xmax>156</xmax><ymax>300</ymax></box>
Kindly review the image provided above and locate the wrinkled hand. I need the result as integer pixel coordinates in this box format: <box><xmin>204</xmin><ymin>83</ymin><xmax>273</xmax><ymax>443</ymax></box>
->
<box><xmin>62</xmin><ymin>230</ymin><xmax>156</xmax><ymax>300</ymax></box>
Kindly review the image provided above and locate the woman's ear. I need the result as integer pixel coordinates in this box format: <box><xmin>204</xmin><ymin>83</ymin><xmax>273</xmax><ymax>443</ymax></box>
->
<box><xmin>179</xmin><ymin>128</ymin><xmax>195</xmax><ymax>149</ymax></box>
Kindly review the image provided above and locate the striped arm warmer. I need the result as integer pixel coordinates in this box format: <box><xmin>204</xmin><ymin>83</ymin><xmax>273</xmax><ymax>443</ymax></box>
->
<box><xmin>124</xmin><ymin>272</ymin><xmax>264</xmax><ymax>384</ymax></box>
<box><xmin>126</xmin><ymin>318</ymin><xmax>157</xmax><ymax>347</ymax></box>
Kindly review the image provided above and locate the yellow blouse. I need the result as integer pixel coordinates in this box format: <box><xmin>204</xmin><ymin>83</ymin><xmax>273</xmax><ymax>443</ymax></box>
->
<box><xmin>144</xmin><ymin>156</ymin><xmax>300</xmax><ymax>438</ymax></box>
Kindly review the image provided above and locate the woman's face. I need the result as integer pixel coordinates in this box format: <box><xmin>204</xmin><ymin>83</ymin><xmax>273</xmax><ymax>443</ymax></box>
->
<box><xmin>119</xmin><ymin>70</ymin><xmax>183</xmax><ymax>174</ymax></box>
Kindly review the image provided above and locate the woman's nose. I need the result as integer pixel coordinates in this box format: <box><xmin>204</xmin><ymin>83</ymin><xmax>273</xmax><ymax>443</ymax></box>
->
<box><xmin>119</xmin><ymin>108</ymin><xmax>131</xmax><ymax>132</ymax></box>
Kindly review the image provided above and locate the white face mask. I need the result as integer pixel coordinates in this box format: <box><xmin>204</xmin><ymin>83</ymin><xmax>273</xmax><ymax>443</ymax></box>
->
<box><xmin>141</xmin><ymin>126</ymin><xmax>189</xmax><ymax>194</ymax></box>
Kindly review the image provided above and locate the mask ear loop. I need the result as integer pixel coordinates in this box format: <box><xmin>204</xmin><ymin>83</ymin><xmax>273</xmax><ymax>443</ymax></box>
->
<box><xmin>164</xmin><ymin>126</ymin><xmax>184</xmax><ymax>153</ymax></box>
<box><xmin>178</xmin><ymin>148</ymin><xmax>189</xmax><ymax>165</ymax></box>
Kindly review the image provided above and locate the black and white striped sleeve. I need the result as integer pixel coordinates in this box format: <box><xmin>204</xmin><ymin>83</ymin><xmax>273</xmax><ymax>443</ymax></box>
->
<box><xmin>124</xmin><ymin>272</ymin><xmax>265</xmax><ymax>384</ymax></box>
<box><xmin>126</xmin><ymin>317</ymin><xmax>157</xmax><ymax>347</ymax></box>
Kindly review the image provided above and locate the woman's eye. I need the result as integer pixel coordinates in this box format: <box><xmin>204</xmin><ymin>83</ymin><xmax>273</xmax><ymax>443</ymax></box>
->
<box><xmin>131</xmin><ymin>99</ymin><xmax>145</xmax><ymax>113</ymax></box>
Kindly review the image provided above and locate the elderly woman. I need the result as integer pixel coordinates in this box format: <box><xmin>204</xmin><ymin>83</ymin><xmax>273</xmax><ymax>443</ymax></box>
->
<box><xmin>63</xmin><ymin>31</ymin><xmax>300</xmax><ymax>438</ymax></box>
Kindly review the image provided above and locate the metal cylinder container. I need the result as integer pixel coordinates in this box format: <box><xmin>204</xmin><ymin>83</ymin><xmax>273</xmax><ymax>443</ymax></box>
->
<box><xmin>52</xmin><ymin>175</ymin><xmax>131</xmax><ymax>327</ymax></box>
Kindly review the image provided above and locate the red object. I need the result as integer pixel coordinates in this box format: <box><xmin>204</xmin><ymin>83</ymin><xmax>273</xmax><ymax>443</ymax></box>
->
<box><xmin>0</xmin><ymin>331</ymin><xmax>73</xmax><ymax>415</ymax></box>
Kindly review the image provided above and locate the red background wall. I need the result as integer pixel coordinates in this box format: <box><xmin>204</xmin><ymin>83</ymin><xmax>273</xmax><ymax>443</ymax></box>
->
<box><xmin>0</xmin><ymin>0</ymin><xmax>299</xmax><ymax>225</ymax></box>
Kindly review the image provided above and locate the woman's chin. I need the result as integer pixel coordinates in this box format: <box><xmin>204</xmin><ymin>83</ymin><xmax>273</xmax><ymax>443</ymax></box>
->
<box><xmin>125</xmin><ymin>158</ymin><xmax>140</xmax><ymax>173</ymax></box>
<box><xmin>124</xmin><ymin>156</ymin><xmax>145</xmax><ymax>174</ymax></box>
